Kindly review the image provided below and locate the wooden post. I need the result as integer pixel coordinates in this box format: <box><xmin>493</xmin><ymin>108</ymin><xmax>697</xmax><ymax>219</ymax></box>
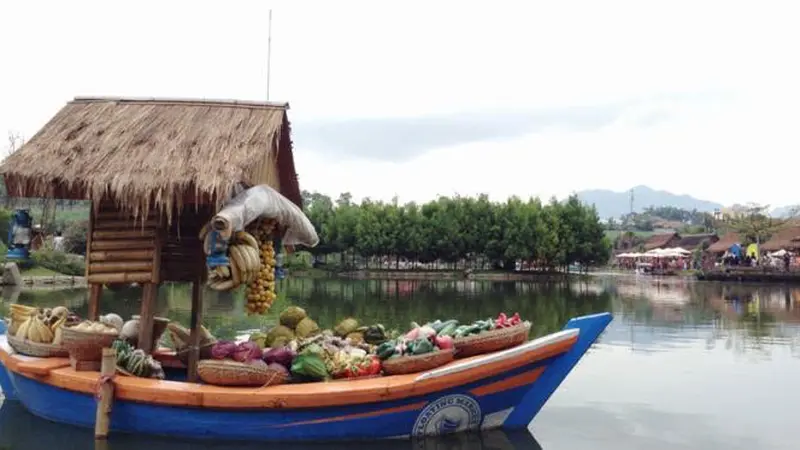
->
<box><xmin>88</xmin><ymin>283</ymin><xmax>103</xmax><ymax>321</ymax></box>
<box><xmin>186</xmin><ymin>276</ymin><xmax>204</xmax><ymax>382</ymax></box>
<box><xmin>94</xmin><ymin>348</ymin><xmax>116</xmax><ymax>440</ymax></box>
<box><xmin>137</xmin><ymin>283</ymin><xmax>157</xmax><ymax>354</ymax></box>
<box><xmin>86</xmin><ymin>201</ymin><xmax>103</xmax><ymax>321</ymax></box>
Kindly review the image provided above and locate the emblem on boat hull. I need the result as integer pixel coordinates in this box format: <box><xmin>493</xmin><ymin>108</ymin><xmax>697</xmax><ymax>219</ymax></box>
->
<box><xmin>412</xmin><ymin>394</ymin><xmax>482</xmax><ymax>437</ymax></box>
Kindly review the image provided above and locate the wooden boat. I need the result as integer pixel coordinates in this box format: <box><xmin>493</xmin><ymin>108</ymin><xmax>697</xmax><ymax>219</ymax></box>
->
<box><xmin>0</xmin><ymin>400</ymin><xmax>543</xmax><ymax>450</ymax></box>
<box><xmin>0</xmin><ymin>312</ymin><xmax>610</xmax><ymax>441</ymax></box>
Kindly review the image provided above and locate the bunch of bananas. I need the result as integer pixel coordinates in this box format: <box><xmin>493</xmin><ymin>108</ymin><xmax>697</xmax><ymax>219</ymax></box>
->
<box><xmin>244</xmin><ymin>219</ymin><xmax>278</xmax><ymax>315</ymax></box>
<box><xmin>206</xmin><ymin>231</ymin><xmax>262</xmax><ymax>291</ymax></box>
<box><xmin>10</xmin><ymin>305</ymin><xmax>73</xmax><ymax>344</ymax></box>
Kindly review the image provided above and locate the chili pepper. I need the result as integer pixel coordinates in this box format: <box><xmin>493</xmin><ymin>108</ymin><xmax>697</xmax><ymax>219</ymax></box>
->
<box><xmin>496</xmin><ymin>312</ymin><xmax>508</xmax><ymax>328</ymax></box>
<box><xmin>367</xmin><ymin>356</ymin><xmax>382</xmax><ymax>375</ymax></box>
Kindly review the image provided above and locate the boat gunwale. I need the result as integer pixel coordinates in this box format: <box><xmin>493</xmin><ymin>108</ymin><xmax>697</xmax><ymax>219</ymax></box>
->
<box><xmin>0</xmin><ymin>329</ymin><xmax>578</xmax><ymax>410</ymax></box>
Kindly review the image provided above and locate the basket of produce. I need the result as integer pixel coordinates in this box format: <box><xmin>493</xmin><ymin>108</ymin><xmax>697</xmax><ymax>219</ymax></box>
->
<box><xmin>112</xmin><ymin>340</ymin><xmax>165</xmax><ymax>379</ymax></box>
<box><xmin>452</xmin><ymin>313</ymin><xmax>531</xmax><ymax>358</ymax></box>
<box><xmin>373</xmin><ymin>321</ymin><xmax>457</xmax><ymax>375</ymax></box>
<box><xmin>5</xmin><ymin>306</ymin><xmax>78</xmax><ymax>358</ymax></box>
<box><xmin>381</xmin><ymin>349</ymin><xmax>455</xmax><ymax>376</ymax></box>
<box><xmin>201</xmin><ymin>340</ymin><xmax>289</xmax><ymax>387</ymax></box>
<box><xmin>7</xmin><ymin>335</ymin><xmax>69</xmax><ymax>358</ymax></box>
<box><xmin>61</xmin><ymin>320</ymin><xmax>121</xmax><ymax>362</ymax></box>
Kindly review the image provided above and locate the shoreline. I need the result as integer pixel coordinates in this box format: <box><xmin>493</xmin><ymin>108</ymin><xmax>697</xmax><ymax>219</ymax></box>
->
<box><xmin>289</xmin><ymin>269</ymin><xmax>578</xmax><ymax>281</ymax></box>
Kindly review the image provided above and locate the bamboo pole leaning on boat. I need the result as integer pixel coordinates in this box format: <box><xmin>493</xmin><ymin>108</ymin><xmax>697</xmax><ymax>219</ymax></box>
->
<box><xmin>94</xmin><ymin>348</ymin><xmax>116</xmax><ymax>439</ymax></box>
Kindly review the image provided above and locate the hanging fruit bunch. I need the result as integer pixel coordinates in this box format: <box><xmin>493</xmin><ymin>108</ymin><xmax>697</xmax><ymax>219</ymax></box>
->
<box><xmin>244</xmin><ymin>218</ymin><xmax>278</xmax><ymax>315</ymax></box>
<box><xmin>203</xmin><ymin>228</ymin><xmax>261</xmax><ymax>291</ymax></box>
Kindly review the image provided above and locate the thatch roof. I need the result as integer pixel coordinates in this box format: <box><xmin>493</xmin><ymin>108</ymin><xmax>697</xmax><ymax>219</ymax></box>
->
<box><xmin>674</xmin><ymin>233</ymin><xmax>718</xmax><ymax>251</ymax></box>
<box><xmin>0</xmin><ymin>97</ymin><xmax>301</xmax><ymax>220</ymax></box>
<box><xmin>706</xmin><ymin>232</ymin><xmax>741</xmax><ymax>253</ymax></box>
<box><xmin>761</xmin><ymin>226</ymin><xmax>800</xmax><ymax>251</ymax></box>
<box><xmin>643</xmin><ymin>233</ymin><xmax>678</xmax><ymax>251</ymax></box>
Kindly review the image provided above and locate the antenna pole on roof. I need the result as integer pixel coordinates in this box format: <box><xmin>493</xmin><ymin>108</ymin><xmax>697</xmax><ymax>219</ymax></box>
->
<box><xmin>266</xmin><ymin>9</ymin><xmax>273</xmax><ymax>101</ymax></box>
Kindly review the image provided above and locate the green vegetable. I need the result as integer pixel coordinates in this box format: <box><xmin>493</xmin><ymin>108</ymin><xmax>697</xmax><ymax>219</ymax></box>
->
<box><xmin>411</xmin><ymin>338</ymin><xmax>434</xmax><ymax>355</ymax></box>
<box><xmin>112</xmin><ymin>340</ymin><xmax>133</xmax><ymax>367</ymax></box>
<box><xmin>429</xmin><ymin>320</ymin><xmax>444</xmax><ymax>333</ymax></box>
<box><xmin>291</xmin><ymin>354</ymin><xmax>329</xmax><ymax>380</ymax></box>
<box><xmin>453</xmin><ymin>325</ymin><xmax>470</xmax><ymax>338</ymax></box>
<box><xmin>464</xmin><ymin>324</ymin><xmax>483</xmax><ymax>336</ymax></box>
<box><xmin>376</xmin><ymin>342</ymin><xmax>396</xmax><ymax>360</ymax></box>
<box><xmin>438</xmin><ymin>320</ymin><xmax>460</xmax><ymax>337</ymax></box>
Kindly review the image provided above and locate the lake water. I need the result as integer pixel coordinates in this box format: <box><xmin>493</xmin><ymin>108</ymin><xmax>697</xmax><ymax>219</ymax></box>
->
<box><xmin>1</xmin><ymin>275</ymin><xmax>799</xmax><ymax>449</ymax></box>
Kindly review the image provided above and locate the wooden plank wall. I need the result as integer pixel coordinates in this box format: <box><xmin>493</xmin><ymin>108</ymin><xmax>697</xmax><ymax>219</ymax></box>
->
<box><xmin>87</xmin><ymin>204</ymin><xmax>212</xmax><ymax>285</ymax></box>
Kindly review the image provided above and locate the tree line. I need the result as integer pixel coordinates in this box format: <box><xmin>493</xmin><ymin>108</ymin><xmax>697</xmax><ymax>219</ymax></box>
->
<box><xmin>301</xmin><ymin>191</ymin><xmax>611</xmax><ymax>271</ymax></box>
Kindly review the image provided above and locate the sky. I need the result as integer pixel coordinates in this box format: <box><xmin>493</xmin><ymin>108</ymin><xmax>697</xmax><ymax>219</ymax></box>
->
<box><xmin>1</xmin><ymin>0</ymin><xmax>799</xmax><ymax>207</ymax></box>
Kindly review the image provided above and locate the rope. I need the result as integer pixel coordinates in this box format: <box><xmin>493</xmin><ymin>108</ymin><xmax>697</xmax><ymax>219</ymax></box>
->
<box><xmin>94</xmin><ymin>374</ymin><xmax>116</xmax><ymax>404</ymax></box>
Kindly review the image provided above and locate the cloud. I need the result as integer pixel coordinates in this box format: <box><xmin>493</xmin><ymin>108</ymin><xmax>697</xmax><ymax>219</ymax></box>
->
<box><xmin>294</xmin><ymin>91</ymin><xmax>729</xmax><ymax>162</ymax></box>
<box><xmin>2</xmin><ymin>0</ymin><xmax>800</xmax><ymax>208</ymax></box>
<box><xmin>294</xmin><ymin>105</ymin><xmax>625</xmax><ymax>162</ymax></box>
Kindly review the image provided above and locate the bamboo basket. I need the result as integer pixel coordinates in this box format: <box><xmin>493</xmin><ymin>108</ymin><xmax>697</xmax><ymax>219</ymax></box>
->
<box><xmin>381</xmin><ymin>349</ymin><xmax>455</xmax><ymax>376</ymax></box>
<box><xmin>7</xmin><ymin>334</ymin><xmax>69</xmax><ymax>358</ymax></box>
<box><xmin>60</xmin><ymin>326</ymin><xmax>119</xmax><ymax>362</ymax></box>
<box><xmin>453</xmin><ymin>323</ymin><xmax>531</xmax><ymax>358</ymax></box>
<box><xmin>197</xmin><ymin>360</ymin><xmax>288</xmax><ymax>387</ymax></box>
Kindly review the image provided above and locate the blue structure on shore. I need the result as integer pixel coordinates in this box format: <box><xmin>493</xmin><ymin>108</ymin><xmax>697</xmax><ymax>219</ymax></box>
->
<box><xmin>6</xmin><ymin>209</ymin><xmax>32</xmax><ymax>264</ymax></box>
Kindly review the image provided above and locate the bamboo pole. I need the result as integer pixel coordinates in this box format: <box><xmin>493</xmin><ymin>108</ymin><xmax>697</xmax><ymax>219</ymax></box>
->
<box><xmin>186</xmin><ymin>277</ymin><xmax>204</xmax><ymax>382</ymax></box>
<box><xmin>137</xmin><ymin>283</ymin><xmax>158</xmax><ymax>355</ymax></box>
<box><xmin>91</xmin><ymin>239</ymin><xmax>156</xmax><ymax>251</ymax></box>
<box><xmin>90</xmin><ymin>249</ymin><xmax>155</xmax><ymax>262</ymax></box>
<box><xmin>89</xmin><ymin>261</ymin><xmax>153</xmax><ymax>273</ymax></box>
<box><xmin>94</xmin><ymin>348</ymin><xmax>116</xmax><ymax>439</ymax></box>
<box><xmin>87</xmin><ymin>272</ymin><xmax>152</xmax><ymax>284</ymax></box>
<box><xmin>92</xmin><ymin>229</ymin><xmax>157</xmax><ymax>240</ymax></box>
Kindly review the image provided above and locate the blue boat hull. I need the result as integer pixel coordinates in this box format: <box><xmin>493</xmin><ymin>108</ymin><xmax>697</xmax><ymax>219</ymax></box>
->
<box><xmin>0</xmin><ymin>313</ymin><xmax>611</xmax><ymax>441</ymax></box>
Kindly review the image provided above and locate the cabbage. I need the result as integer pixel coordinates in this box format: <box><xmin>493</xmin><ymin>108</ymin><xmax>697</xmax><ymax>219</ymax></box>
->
<box><xmin>263</xmin><ymin>346</ymin><xmax>296</xmax><ymax>367</ymax></box>
<box><xmin>211</xmin><ymin>341</ymin><xmax>237</xmax><ymax>359</ymax></box>
<box><xmin>233</xmin><ymin>341</ymin><xmax>262</xmax><ymax>363</ymax></box>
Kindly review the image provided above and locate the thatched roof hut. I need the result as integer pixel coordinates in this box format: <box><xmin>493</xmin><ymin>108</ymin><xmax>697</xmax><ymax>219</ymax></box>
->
<box><xmin>674</xmin><ymin>233</ymin><xmax>718</xmax><ymax>252</ymax></box>
<box><xmin>0</xmin><ymin>97</ymin><xmax>301</xmax><ymax>219</ymax></box>
<box><xmin>643</xmin><ymin>232</ymin><xmax>680</xmax><ymax>251</ymax></box>
<box><xmin>761</xmin><ymin>226</ymin><xmax>800</xmax><ymax>251</ymax></box>
<box><xmin>706</xmin><ymin>232</ymin><xmax>741</xmax><ymax>254</ymax></box>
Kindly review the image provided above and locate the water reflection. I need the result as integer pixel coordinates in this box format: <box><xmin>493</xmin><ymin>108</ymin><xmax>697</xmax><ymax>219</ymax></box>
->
<box><xmin>3</xmin><ymin>277</ymin><xmax>800</xmax><ymax>448</ymax></box>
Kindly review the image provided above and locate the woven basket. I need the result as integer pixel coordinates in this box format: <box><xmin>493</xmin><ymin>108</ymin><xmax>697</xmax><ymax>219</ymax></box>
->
<box><xmin>453</xmin><ymin>323</ymin><xmax>531</xmax><ymax>358</ymax></box>
<box><xmin>381</xmin><ymin>349</ymin><xmax>455</xmax><ymax>376</ymax></box>
<box><xmin>4</xmin><ymin>317</ymin><xmax>19</xmax><ymax>336</ymax></box>
<box><xmin>197</xmin><ymin>360</ymin><xmax>288</xmax><ymax>387</ymax></box>
<box><xmin>7</xmin><ymin>334</ymin><xmax>69</xmax><ymax>358</ymax></box>
<box><xmin>60</xmin><ymin>326</ymin><xmax>119</xmax><ymax>362</ymax></box>
<box><xmin>176</xmin><ymin>341</ymin><xmax>216</xmax><ymax>366</ymax></box>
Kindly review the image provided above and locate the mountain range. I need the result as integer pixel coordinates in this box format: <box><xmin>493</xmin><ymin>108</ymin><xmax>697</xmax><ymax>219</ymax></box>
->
<box><xmin>575</xmin><ymin>185</ymin><xmax>794</xmax><ymax>220</ymax></box>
